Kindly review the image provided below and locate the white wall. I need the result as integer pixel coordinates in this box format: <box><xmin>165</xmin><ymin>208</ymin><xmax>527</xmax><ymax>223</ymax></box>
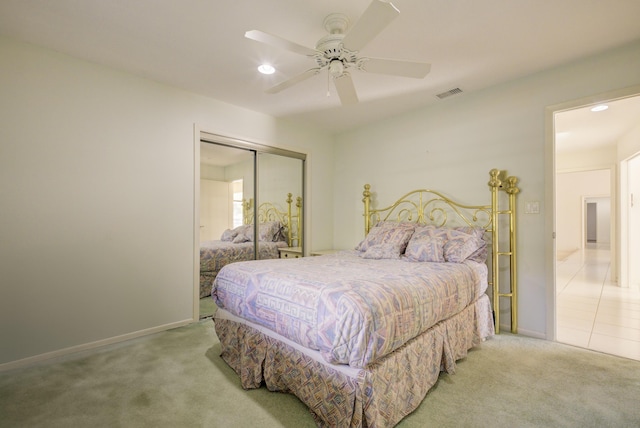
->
<box><xmin>334</xmin><ymin>40</ymin><xmax>640</xmax><ymax>337</ymax></box>
<box><xmin>200</xmin><ymin>164</ymin><xmax>225</xmax><ymax>181</ymax></box>
<box><xmin>591</xmin><ymin>197</ymin><xmax>611</xmax><ymax>245</ymax></box>
<box><xmin>556</xmin><ymin>146</ymin><xmax>617</xmax><ymax>171</ymax></box>
<box><xmin>0</xmin><ymin>37</ymin><xmax>334</xmax><ymax>367</ymax></box>
<box><xmin>618</xmin><ymin>120</ymin><xmax>640</xmax><ymax>161</ymax></box>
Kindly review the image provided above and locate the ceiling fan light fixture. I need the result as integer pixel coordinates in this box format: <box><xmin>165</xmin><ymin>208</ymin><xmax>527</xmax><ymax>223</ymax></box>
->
<box><xmin>246</xmin><ymin>0</ymin><xmax>427</xmax><ymax>105</ymax></box>
<box><xmin>329</xmin><ymin>60</ymin><xmax>344</xmax><ymax>77</ymax></box>
<box><xmin>258</xmin><ymin>64</ymin><xmax>275</xmax><ymax>75</ymax></box>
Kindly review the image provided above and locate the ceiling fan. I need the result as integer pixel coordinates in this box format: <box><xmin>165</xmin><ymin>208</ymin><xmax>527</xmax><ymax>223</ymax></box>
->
<box><xmin>245</xmin><ymin>0</ymin><xmax>431</xmax><ymax>105</ymax></box>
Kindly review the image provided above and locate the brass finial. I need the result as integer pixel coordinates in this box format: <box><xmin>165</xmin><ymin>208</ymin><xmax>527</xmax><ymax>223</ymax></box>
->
<box><xmin>505</xmin><ymin>176</ymin><xmax>520</xmax><ymax>195</ymax></box>
<box><xmin>362</xmin><ymin>184</ymin><xmax>371</xmax><ymax>202</ymax></box>
<box><xmin>488</xmin><ymin>169</ymin><xmax>502</xmax><ymax>188</ymax></box>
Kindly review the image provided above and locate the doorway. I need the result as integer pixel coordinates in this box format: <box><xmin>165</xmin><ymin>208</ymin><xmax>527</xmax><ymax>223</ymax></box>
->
<box><xmin>586</xmin><ymin>202</ymin><xmax>597</xmax><ymax>243</ymax></box>
<box><xmin>584</xmin><ymin>197</ymin><xmax>610</xmax><ymax>247</ymax></box>
<box><xmin>550</xmin><ymin>92</ymin><xmax>640</xmax><ymax>361</ymax></box>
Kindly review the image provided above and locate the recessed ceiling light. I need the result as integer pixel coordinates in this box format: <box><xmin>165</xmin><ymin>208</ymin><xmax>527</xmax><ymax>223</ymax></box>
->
<box><xmin>590</xmin><ymin>104</ymin><xmax>609</xmax><ymax>112</ymax></box>
<box><xmin>257</xmin><ymin>64</ymin><xmax>275</xmax><ymax>75</ymax></box>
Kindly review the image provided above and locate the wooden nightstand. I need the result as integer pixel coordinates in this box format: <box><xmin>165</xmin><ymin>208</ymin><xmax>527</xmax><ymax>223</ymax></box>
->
<box><xmin>279</xmin><ymin>247</ymin><xmax>302</xmax><ymax>259</ymax></box>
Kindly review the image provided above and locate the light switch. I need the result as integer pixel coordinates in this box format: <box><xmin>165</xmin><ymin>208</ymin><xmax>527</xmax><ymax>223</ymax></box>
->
<box><xmin>525</xmin><ymin>201</ymin><xmax>540</xmax><ymax>214</ymax></box>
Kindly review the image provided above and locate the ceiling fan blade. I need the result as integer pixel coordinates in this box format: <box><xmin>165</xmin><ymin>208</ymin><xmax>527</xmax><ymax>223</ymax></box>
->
<box><xmin>360</xmin><ymin>58</ymin><xmax>431</xmax><ymax>78</ymax></box>
<box><xmin>245</xmin><ymin>30</ymin><xmax>317</xmax><ymax>56</ymax></box>
<box><xmin>342</xmin><ymin>0</ymin><xmax>400</xmax><ymax>51</ymax></box>
<box><xmin>265</xmin><ymin>68</ymin><xmax>321</xmax><ymax>94</ymax></box>
<box><xmin>333</xmin><ymin>73</ymin><xmax>359</xmax><ymax>105</ymax></box>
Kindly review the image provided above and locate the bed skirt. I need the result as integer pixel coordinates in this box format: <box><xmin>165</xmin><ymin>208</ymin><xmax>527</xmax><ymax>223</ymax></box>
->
<box><xmin>199</xmin><ymin>272</ymin><xmax>217</xmax><ymax>298</ymax></box>
<box><xmin>213</xmin><ymin>294</ymin><xmax>494</xmax><ymax>427</ymax></box>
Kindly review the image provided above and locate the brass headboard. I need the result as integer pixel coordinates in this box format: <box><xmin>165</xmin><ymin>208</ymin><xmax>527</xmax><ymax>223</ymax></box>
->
<box><xmin>242</xmin><ymin>193</ymin><xmax>302</xmax><ymax>248</ymax></box>
<box><xmin>362</xmin><ymin>169</ymin><xmax>519</xmax><ymax>334</ymax></box>
<box><xmin>362</xmin><ymin>186</ymin><xmax>493</xmax><ymax>234</ymax></box>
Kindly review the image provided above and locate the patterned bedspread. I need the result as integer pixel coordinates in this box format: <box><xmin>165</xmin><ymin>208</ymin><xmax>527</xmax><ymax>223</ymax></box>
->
<box><xmin>213</xmin><ymin>251</ymin><xmax>488</xmax><ymax>368</ymax></box>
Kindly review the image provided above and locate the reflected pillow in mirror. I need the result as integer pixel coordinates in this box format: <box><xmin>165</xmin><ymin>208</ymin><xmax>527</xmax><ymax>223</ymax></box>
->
<box><xmin>220</xmin><ymin>229</ymin><xmax>236</xmax><ymax>242</ymax></box>
<box><xmin>258</xmin><ymin>221</ymin><xmax>284</xmax><ymax>242</ymax></box>
<box><xmin>232</xmin><ymin>233</ymin><xmax>251</xmax><ymax>244</ymax></box>
<box><xmin>222</xmin><ymin>224</ymin><xmax>250</xmax><ymax>242</ymax></box>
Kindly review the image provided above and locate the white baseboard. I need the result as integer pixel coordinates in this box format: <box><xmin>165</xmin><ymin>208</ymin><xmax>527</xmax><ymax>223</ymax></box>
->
<box><xmin>501</xmin><ymin>324</ymin><xmax>546</xmax><ymax>340</ymax></box>
<box><xmin>0</xmin><ymin>319</ymin><xmax>193</xmax><ymax>372</ymax></box>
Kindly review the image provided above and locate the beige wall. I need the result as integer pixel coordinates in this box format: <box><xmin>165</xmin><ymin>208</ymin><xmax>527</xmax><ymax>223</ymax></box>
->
<box><xmin>333</xmin><ymin>40</ymin><xmax>640</xmax><ymax>337</ymax></box>
<box><xmin>0</xmin><ymin>37</ymin><xmax>334</xmax><ymax>367</ymax></box>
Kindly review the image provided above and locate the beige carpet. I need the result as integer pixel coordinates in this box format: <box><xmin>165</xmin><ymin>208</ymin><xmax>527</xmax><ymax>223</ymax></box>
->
<box><xmin>1</xmin><ymin>320</ymin><xmax>639</xmax><ymax>427</ymax></box>
<box><xmin>199</xmin><ymin>296</ymin><xmax>217</xmax><ymax>319</ymax></box>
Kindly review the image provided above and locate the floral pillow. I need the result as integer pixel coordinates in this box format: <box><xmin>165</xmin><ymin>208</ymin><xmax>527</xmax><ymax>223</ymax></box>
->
<box><xmin>360</xmin><ymin>243</ymin><xmax>403</xmax><ymax>260</ymax></box>
<box><xmin>411</xmin><ymin>226</ymin><xmax>484</xmax><ymax>263</ymax></box>
<box><xmin>443</xmin><ymin>232</ymin><xmax>481</xmax><ymax>262</ymax></box>
<box><xmin>455</xmin><ymin>227</ymin><xmax>488</xmax><ymax>263</ymax></box>
<box><xmin>465</xmin><ymin>240</ymin><xmax>489</xmax><ymax>263</ymax></box>
<box><xmin>409</xmin><ymin>225</ymin><xmax>437</xmax><ymax>240</ymax></box>
<box><xmin>405</xmin><ymin>236</ymin><xmax>445</xmax><ymax>262</ymax></box>
<box><xmin>356</xmin><ymin>223</ymin><xmax>415</xmax><ymax>253</ymax></box>
<box><xmin>221</xmin><ymin>224</ymin><xmax>250</xmax><ymax>242</ymax></box>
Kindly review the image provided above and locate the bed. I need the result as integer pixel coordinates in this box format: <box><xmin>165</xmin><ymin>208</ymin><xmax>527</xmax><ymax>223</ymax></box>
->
<box><xmin>211</xmin><ymin>170</ymin><xmax>518</xmax><ymax>427</ymax></box>
<box><xmin>199</xmin><ymin>193</ymin><xmax>302</xmax><ymax>298</ymax></box>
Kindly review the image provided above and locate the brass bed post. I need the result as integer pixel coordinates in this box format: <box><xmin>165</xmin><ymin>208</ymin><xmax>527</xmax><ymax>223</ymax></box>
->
<box><xmin>296</xmin><ymin>196</ymin><xmax>303</xmax><ymax>248</ymax></box>
<box><xmin>488</xmin><ymin>169</ymin><xmax>519</xmax><ymax>334</ymax></box>
<box><xmin>363</xmin><ymin>184</ymin><xmax>372</xmax><ymax>235</ymax></box>
<box><xmin>488</xmin><ymin>170</ymin><xmax>502</xmax><ymax>333</ymax></box>
<box><xmin>505</xmin><ymin>176</ymin><xmax>520</xmax><ymax>332</ymax></box>
<box><xmin>286</xmin><ymin>193</ymin><xmax>293</xmax><ymax>247</ymax></box>
<box><xmin>243</xmin><ymin>198</ymin><xmax>254</xmax><ymax>225</ymax></box>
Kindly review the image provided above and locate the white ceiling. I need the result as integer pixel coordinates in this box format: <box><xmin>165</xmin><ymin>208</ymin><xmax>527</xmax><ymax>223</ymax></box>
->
<box><xmin>555</xmin><ymin>96</ymin><xmax>640</xmax><ymax>154</ymax></box>
<box><xmin>1</xmin><ymin>0</ymin><xmax>640</xmax><ymax>149</ymax></box>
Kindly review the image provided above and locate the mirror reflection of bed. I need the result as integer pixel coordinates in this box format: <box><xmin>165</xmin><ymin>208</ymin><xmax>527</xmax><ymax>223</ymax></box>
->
<box><xmin>199</xmin><ymin>141</ymin><xmax>304</xmax><ymax>319</ymax></box>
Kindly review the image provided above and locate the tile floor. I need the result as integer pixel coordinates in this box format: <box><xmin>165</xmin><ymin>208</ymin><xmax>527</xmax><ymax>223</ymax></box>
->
<box><xmin>556</xmin><ymin>243</ymin><xmax>640</xmax><ymax>361</ymax></box>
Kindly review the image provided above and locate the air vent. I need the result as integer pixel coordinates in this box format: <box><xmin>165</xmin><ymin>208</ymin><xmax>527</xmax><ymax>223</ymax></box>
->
<box><xmin>436</xmin><ymin>87</ymin><xmax>463</xmax><ymax>100</ymax></box>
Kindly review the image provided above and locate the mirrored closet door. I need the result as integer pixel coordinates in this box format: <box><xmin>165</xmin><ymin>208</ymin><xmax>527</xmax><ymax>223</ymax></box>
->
<box><xmin>256</xmin><ymin>153</ymin><xmax>304</xmax><ymax>259</ymax></box>
<box><xmin>198</xmin><ymin>133</ymin><xmax>305</xmax><ymax>319</ymax></box>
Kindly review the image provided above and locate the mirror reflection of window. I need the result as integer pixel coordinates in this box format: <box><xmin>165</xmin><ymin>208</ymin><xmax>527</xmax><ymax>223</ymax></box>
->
<box><xmin>232</xmin><ymin>179</ymin><xmax>244</xmax><ymax>228</ymax></box>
